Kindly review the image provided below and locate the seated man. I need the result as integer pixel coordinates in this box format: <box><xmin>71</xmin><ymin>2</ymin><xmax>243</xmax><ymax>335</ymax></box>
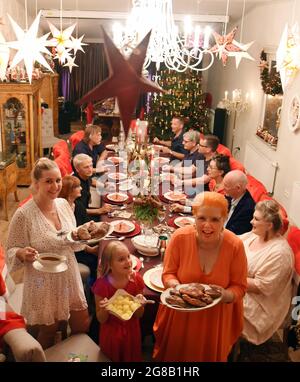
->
<box><xmin>73</xmin><ymin>154</ymin><xmax>112</xmax><ymax>218</ymax></box>
<box><xmin>72</xmin><ymin>124</ymin><xmax>108</xmax><ymax>171</ymax></box>
<box><xmin>153</xmin><ymin>116</ymin><xmax>188</xmax><ymax>161</ymax></box>
<box><xmin>223</xmin><ymin>170</ymin><xmax>255</xmax><ymax>235</ymax></box>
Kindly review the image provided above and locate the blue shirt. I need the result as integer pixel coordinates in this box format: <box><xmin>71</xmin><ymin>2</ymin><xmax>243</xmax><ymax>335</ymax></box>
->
<box><xmin>72</xmin><ymin>140</ymin><xmax>105</xmax><ymax>168</ymax></box>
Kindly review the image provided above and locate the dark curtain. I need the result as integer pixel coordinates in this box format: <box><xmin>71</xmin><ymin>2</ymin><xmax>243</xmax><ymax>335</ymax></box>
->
<box><xmin>57</xmin><ymin>43</ymin><xmax>108</xmax><ymax>104</ymax></box>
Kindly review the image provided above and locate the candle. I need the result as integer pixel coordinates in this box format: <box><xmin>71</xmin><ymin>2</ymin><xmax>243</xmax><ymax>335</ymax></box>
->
<box><xmin>203</xmin><ymin>26</ymin><xmax>211</xmax><ymax>49</ymax></box>
<box><xmin>224</xmin><ymin>90</ymin><xmax>228</xmax><ymax>100</ymax></box>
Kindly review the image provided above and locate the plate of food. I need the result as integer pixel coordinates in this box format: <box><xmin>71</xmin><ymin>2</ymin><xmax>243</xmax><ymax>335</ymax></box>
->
<box><xmin>174</xmin><ymin>216</ymin><xmax>195</xmax><ymax>228</ymax></box>
<box><xmin>163</xmin><ymin>191</ymin><xmax>187</xmax><ymax>202</ymax></box>
<box><xmin>108</xmin><ymin>157</ymin><xmax>124</xmax><ymax>165</ymax></box>
<box><xmin>107</xmin><ymin>192</ymin><xmax>128</xmax><ymax>203</ymax></box>
<box><xmin>106</xmin><ymin>289</ymin><xmax>142</xmax><ymax>321</ymax></box>
<box><xmin>112</xmin><ymin>220</ymin><xmax>135</xmax><ymax>234</ymax></box>
<box><xmin>66</xmin><ymin>222</ymin><xmax>113</xmax><ymax>245</ymax></box>
<box><xmin>107</xmin><ymin>172</ymin><xmax>127</xmax><ymax>182</ymax></box>
<box><xmin>160</xmin><ymin>283</ymin><xmax>222</xmax><ymax>312</ymax></box>
<box><xmin>130</xmin><ymin>254</ymin><xmax>138</xmax><ymax>269</ymax></box>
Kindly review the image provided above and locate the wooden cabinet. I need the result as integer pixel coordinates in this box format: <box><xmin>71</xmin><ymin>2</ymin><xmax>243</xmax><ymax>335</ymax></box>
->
<box><xmin>0</xmin><ymin>79</ymin><xmax>43</xmax><ymax>185</ymax></box>
<box><xmin>40</xmin><ymin>73</ymin><xmax>59</xmax><ymax>136</ymax></box>
<box><xmin>0</xmin><ymin>153</ymin><xmax>18</xmax><ymax>220</ymax></box>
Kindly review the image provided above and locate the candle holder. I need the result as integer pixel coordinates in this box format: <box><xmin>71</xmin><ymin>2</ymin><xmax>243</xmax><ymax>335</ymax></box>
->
<box><xmin>222</xmin><ymin>89</ymin><xmax>250</xmax><ymax>151</ymax></box>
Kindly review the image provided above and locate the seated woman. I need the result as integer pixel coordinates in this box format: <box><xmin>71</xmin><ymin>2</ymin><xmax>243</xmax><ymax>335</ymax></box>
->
<box><xmin>208</xmin><ymin>154</ymin><xmax>231</xmax><ymax>194</ymax></box>
<box><xmin>72</xmin><ymin>124</ymin><xmax>108</xmax><ymax>170</ymax></box>
<box><xmin>153</xmin><ymin>192</ymin><xmax>247</xmax><ymax>361</ymax></box>
<box><xmin>59</xmin><ymin>175</ymin><xmax>99</xmax><ymax>281</ymax></box>
<box><xmin>240</xmin><ymin>199</ymin><xmax>294</xmax><ymax>345</ymax></box>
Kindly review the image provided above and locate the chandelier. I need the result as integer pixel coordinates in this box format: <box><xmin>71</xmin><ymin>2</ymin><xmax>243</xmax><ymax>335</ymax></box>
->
<box><xmin>112</xmin><ymin>0</ymin><xmax>214</xmax><ymax>73</ymax></box>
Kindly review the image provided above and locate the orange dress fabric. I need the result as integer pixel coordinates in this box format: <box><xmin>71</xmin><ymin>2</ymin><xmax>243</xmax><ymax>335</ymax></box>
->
<box><xmin>208</xmin><ymin>179</ymin><xmax>226</xmax><ymax>195</ymax></box>
<box><xmin>153</xmin><ymin>226</ymin><xmax>247</xmax><ymax>362</ymax></box>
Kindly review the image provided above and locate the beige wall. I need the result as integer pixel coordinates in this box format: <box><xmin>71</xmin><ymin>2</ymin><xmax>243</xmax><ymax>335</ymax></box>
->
<box><xmin>207</xmin><ymin>0</ymin><xmax>300</xmax><ymax>221</ymax></box>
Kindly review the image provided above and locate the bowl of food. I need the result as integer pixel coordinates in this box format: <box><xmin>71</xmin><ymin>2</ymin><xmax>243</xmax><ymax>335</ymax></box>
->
<box><xmin>37</xmin><ymin>253</ymin><xmax>66</xmax><ymax>268</ymax></box>
<box><xmin>106</xmin><ymin>289</ymin><xmax>142</xmax><ymax>321</ymax></box>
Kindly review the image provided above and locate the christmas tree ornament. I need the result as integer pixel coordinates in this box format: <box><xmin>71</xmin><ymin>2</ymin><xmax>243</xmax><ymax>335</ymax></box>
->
<box><xmin>78</xmin><ymin>26</ymin><xmax>163</xmax><ymax>134</ymax></box>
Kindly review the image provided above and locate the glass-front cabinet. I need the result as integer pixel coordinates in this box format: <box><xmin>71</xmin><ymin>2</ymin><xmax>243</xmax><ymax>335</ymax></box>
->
<box><xmin>0</xmin><ymin>80</ymin><xmax>43</xmax><ymax>185</ymax></box>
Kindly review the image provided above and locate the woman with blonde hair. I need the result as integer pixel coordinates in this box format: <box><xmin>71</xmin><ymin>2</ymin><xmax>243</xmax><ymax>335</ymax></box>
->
<box><xmin>6</xmin><ymin>158</ymin><xmax>89</xmax><ymax>349</ymax></box>
<box><xmin>240</xmin><ymin>199</ymin><xmax>294</xmax><ymax>345</ymax></box>
<box><xmin>153</xmin><ymin>191</ymin><xmax>247</xmax><ymax>361</ymax></box>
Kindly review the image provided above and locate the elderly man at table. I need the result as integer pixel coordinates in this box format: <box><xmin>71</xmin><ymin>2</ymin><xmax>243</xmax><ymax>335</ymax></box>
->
<box><xmin>153</xmin><ymin>116</ymin><xmax>188</xmax><ymax>161</ymax></box>
<box><xmin>223</xmin><ymin>170</ymin><xmax>255</xmax><ymax>235</ymax></box>
<box><xmin>73</xmin><ymin>154</ymin><xmax>112</xmax><ymax>218</ymax></box>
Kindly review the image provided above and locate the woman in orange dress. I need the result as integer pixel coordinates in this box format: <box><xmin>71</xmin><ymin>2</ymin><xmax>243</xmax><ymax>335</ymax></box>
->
<box><xmin>153</xmin><ymin>192</ymin><xmax>247</xmax><ymax>362</ymax></box>
<box><xmin>208</xmin><ymin>154</ymin><xmax>231</xmax><ymax>195</ymax></box>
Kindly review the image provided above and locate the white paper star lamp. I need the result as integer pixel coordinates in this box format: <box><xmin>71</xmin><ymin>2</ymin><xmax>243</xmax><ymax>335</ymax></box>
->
<box><xmin>70</xmin><ymin>35</ymin><xmax>87</xmax><ymax>55</ymax></box>
<box><xmin>7</xmin><ymin>11</ymin><xmax>53</xmax><ymax>82</ymax></box>
<box><xmin>47</xmin><ymin>22</ymin><xmax>76</xmax><ymax>54</ymax></box>
<box><xmin>0</xmin><ymin>32</ymin><xmax>10</xmax><ymax>81</ymax></box>
<box><xmin>276</xmin><ymin>23</ymin><xmax>300</xmax><ymax>91</ymax></box>
<box><xmin>229</xmin><ymin>40</ymin><xmax>255</xmax><ymax>68</ymax></box>
<box><xmin>63</xmin><ymin>56</ymin><xmax>78</xmax><ymax>73</ymax></box>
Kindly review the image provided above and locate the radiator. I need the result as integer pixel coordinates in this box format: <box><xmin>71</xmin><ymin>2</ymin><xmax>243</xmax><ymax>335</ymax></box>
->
<box><xmin>243</xmin><ymin>143</ymin><xmax>278</xmax><ymax>194</ymax></box>
<box><xmin>289</xmin><ymin>181</ymin><xmax>300</xmax><ymax>227</ymax></box>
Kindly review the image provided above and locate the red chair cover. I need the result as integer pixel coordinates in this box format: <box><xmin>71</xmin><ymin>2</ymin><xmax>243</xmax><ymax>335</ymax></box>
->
<box><xmin>69</xmin><ymin>130</ymin><xmax>85</xmax><ymax>150</ymax></box>
<box><xmin>52</xmin><ymin>140</ymin><xmax>70</xmax><ymax>159</ymax></box>
<box><xmin>287</xmin><ymin>226</ymin><xmax>300</xmax><ymax>275</ymax></box>
<box><xmin>217</xmin><ymin>144</ymin><xmax>231</xmax><ymax>157</ymax></box>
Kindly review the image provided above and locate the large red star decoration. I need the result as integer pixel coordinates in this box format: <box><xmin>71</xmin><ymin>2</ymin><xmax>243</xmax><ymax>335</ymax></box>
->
<box><xmin>78</xmin><ymin>26</ymin><xmax>164</xmax><ymax>134</ymax></box>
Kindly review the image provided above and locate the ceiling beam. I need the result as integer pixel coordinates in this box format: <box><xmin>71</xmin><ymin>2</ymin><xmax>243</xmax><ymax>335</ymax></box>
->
<box><xmin>41</xmin><ymin>10</ymin><xmax>229</xmax><ymax>23</ymax></box>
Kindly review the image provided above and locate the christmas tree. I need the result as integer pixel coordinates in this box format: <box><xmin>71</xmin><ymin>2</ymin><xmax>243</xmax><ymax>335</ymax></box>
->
<box><xmin>146</xmin><ymin>67</ymin><xmax>210</xmax><ymax>139</ymax></box>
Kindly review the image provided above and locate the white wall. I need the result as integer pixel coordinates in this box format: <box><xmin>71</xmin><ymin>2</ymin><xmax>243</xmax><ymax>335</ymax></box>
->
<box><xmin>207</xmin><ymin>0</ymin><xmax>300</xmax><ymax>218</ymax></box>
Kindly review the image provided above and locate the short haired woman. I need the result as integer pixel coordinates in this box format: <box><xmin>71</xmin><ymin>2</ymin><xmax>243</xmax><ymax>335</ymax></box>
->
<box><xmin>153</xmin><ymin>192</ymin><xmax>247</xmax><ymax>361</ymax></box>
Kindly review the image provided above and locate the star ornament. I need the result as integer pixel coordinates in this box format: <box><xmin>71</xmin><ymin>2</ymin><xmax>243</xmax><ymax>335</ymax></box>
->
<box><xmin>7</xmin><ymin>11</ymin><xmax>53</xmax><ymax>82</ymax></box>
<box><xmin>71</xmin><ymin>35</ymin><xmax>87</xmax><ymax>55</ymax></box>
<box><xmin>210</xmin><ymin>27</ymin><xmax>254</xmax><ymax>67</ymax></box>
<box><xmin>276</xmin><ymin>23</ymin><xmax>300</xmax><ymax>91</ymax></box>
<box><xmin>0</xmin><ymin>32</ymin><xmax>10</xmax><ymax>81</ymax></box>
<box><xmin>78</xmin><ymin>27</ymin><xmax>164</xmax><ymax>134</ymax></box>
<box><xmin>63</xmin><ymin>56</ymin><xmax>78</xmax><ymax>73</ymax></box>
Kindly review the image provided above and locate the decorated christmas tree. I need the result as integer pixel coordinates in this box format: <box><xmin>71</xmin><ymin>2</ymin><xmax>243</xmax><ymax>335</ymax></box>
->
<box><xmin>147</xmin><ymin>67</ymin><xmax>210</xmax><ymax>139</ymax></box>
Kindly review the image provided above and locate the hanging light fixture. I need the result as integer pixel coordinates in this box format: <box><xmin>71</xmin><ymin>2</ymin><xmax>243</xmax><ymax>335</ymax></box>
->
<box><xmin>112</xmin><ymin>0</ymin><xmax>214</xmax><ymax>72</ymax></box>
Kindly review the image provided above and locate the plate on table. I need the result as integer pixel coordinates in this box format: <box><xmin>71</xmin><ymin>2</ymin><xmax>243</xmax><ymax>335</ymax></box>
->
<box><xmin>66</xmin><ymin>223</ymin><xmax>114</xmax><ymax>245</ymax></box>
<box><xmin>107</xmin><ymin>172</ymin><xmax>127</xmax><ymax>182</ymax></box>
<box><xmin>106</xmin><ymin>144</ymin><xmax>117</xmax><ymax>151</ymax></box>
<box><xmin>112</xmin><ymin>219</ymin><xmax>135</xmax><ymax>234</ymax></box>
<box><xmin>160</xmin><ymin>283</ymin><xmax>222</xmax><ymax>312</ymax></box>
<box><xmin>108</xmin><ymin>157</ymin><xmax>124</xmax><ymax>165</ymax></box>
<box><xmin>163</xmin><ymin>191</ymin><xmax>187</xmax><ymax>202</ymax></box>
<box><xmin>153</xmin><ymin>157</ymin><xmax>170</xmax><ymax>165</ymax></box>
<box><xmin>149</xmin><ymin>267</ymin><xmax>164</xmax><ymax>289</ymax></box>
<box><xmin>143</xmin><ymin>268</ymin><xmax>164</xmax><ymax>293</ymax></box>
<box><xmin>107</xmin><ymin>192</ymin><xmax>128</xmax><ymax>203</ymax></box>
<box><xmin>119</xmin><ymin>180</ymin><xmax>133</xmax><ymax>191</ymax></box>
<box><xmin>174</xmin><ymin>216</ymin><xmax>195</xmax><ymax>228</ymax></box>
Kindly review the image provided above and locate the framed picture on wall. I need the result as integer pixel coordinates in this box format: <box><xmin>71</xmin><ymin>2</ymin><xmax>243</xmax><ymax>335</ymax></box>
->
<box><xmin>288</xmin><ymin>94</ymin><xmax>300</xmax><ymax>132</ymax></box>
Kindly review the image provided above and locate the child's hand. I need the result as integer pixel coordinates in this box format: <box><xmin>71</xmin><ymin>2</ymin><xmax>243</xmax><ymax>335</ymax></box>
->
<box><xmin>99</xmin><ymin>297</ymin><xmax>109</xmax><ymax>310</ymax></box>
<box><xmin>135</xmin><ymin>294</ymin><xmax>155</xmax><ymax>306</ymax></box>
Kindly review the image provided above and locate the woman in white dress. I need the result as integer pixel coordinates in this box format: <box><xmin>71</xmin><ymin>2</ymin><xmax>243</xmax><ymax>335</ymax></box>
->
<box><xmin>240</xmin><ymin>199</ymin><xmax>294</xmax><ymax>345</ymax></box>
<box><xmin>6</xmin><ymin>158</ymin><xmax>89</xmax><ymax>349</ymax></box>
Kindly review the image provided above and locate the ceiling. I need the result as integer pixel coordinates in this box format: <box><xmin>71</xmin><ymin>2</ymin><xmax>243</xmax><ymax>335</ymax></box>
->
<box><xmin>20</xmin><ymin>0</ymin><xmax>273</xmax><ymax>41</ymax></box>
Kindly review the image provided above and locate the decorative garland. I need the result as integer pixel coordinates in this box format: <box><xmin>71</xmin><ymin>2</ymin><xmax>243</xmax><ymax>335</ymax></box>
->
<box><xmin>259</xmin><ymin>50</ymin><xmax>283</xmax><ymax>96</ymax></box>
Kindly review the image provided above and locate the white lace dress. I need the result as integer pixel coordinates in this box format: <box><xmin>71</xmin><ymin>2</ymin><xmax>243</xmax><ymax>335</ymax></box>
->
<box><xmin>6</xmin><ymin>198</ymin><xmax>87</xmax><ymax>326</ymax></box>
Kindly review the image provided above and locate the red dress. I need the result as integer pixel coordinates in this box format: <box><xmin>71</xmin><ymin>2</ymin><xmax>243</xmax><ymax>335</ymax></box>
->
<box><xmin>92</xmin><ymin>273</ymin><xmax>144</xmax><ymax>362</ymax></box>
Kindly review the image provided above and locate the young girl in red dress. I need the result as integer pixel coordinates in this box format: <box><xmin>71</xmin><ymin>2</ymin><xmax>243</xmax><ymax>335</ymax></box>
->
<box><xmin>92</xmin><ymin>241</ymin><xmax>145</xmax><ymax>362</ymax></box>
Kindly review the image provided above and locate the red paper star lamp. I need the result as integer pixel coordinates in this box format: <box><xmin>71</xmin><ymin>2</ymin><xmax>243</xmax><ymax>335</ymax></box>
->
<box><xmin>78</xmin><ymin>26</ymin><xmax>164</xmax><ymax>134</ymax></box>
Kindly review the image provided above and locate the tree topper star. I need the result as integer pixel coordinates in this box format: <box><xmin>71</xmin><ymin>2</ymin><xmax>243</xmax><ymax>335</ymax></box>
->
<box><xmin>7</xmin><ymin>11</ymin><xmax>53</xmax><ymax>82</ymax></box>
<box><xmin>78</xmin><ymin>26</ymin><xmax>164</xmax><ymax>134</ymax></box>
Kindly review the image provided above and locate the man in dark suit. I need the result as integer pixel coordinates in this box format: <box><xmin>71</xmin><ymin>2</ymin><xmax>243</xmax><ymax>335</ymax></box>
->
<box><xmin>223</xmin><ymin>170</ymin><xmax>255</xmax><ymax>235</ymax></box>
